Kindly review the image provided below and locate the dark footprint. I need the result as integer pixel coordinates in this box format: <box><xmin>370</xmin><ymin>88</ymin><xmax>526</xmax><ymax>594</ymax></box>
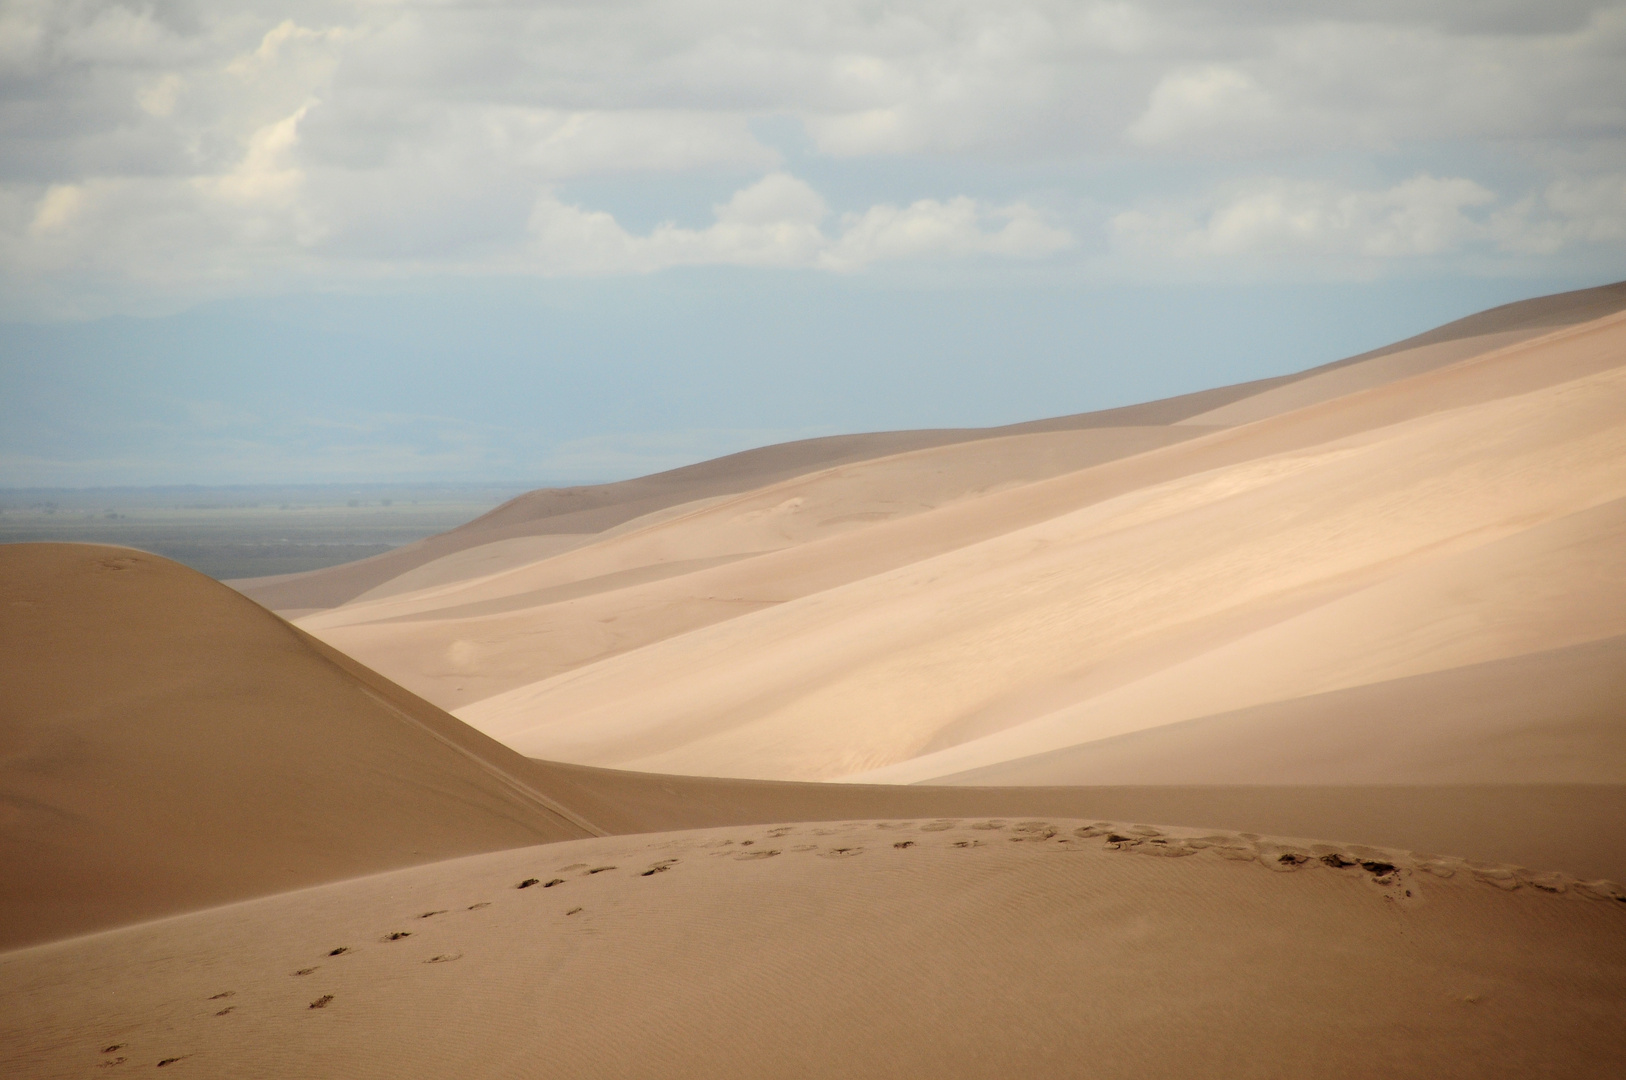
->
<box><xmin>207</xmin><ymin>992</ymin><xmax>234</xmax><ymax>1001</ymax></box>
<box><xmin>542</xmin><ymin>878</ymin><xmax>565</xmax><ymax>888</ymax></box>
<box><xmin>424</xmin><ymin>954</ymin><xmax>462</xmax><ymax>964</ymax></box>
<box><xmin>309</xmin><ymin>995</ymin><xmax>334</xmax><ymax>1010</ymax></box>
<box><xmin>97</xmin><ymin>1059</ymin><xmax>125</xmax><ymax>1068</ymax></box>
<box><xmin>517</xmin><ymin>878</ymin><xmax>540</xmax><ymax>889</ymax></box>
<box><xmin>1277</xmin><ymin>853</ymin><xmax>1312</xmax><ymax>867</ymax></box>
<box><xmin>586</xmin><ymin>866</ymin><xmax>617</xmax><ymax>874</ymax></box>
<box><xmin>1321</xmin><ymin>854</ymin><xmax>1358</xmax><ymax>868</ymax></box>
<box><xmin>327</xmin><ymin>947</ymin><xmax>349</xmax><ymax>956</ymax></box>
<box><xmin>419</xmin><ymin>910</ymin><xmax>447</xmax><ymax>919</ymax></box>
<box><xmin>641</xmin><ymin>866</ymin><xmax>670</xmax><ymax>876</ymax></box>
<box><xmin>734</xmin><ymin>849</ymin><xmax>780</xmax><ymax>860</ymax></box>
<box><xmin>215</xmin><ymin>1007</ymin><xmax>235</xmax><ymax>1017</ymax></box>
<box><xmin>102</xmin><ymin>1046</ymin><xmax>124</xmax><ymax>1054</ymax></box>
<box><xmin>383</xmin><ymin>932</ymin><xmax>411</xmax><ymax>941</ymax></box>
<box><xmin>565</xmin><ymin>907</ymin><xmax>584</xmax><ymax>916</ymax></box>
<box><xmin>1360</xmin><ymin>860</ymin><xmax>1397</xmax><ymax>876</ymax></box>
<box><xmin>740</xmin><ymin>840</ymin><xmax>755</xmax><ymax>846</ymax></box>
<box><xmin>823</xmin><ymin>847</ymin><xmax>862</xmax><ymax>857</ymax></box>
<box><xmin>156</xmin><ymin>1057</ymin><xmax>187</xmax><ymax>1067</ymax></box>
<box><xmin>766</xmin><ymin>827</ymin><xmax>794</xmax><ymax>838</ymax></box>
<box><xmin>467</xmin><ymin>902</ymin><xmax>491</xmax><ymax>910</ymax></box>
<box><xmin>894</xmin><ymin>841</ymin><xmax>915</xmax><ymax>849</ymax></box>
<box><xmin>293</xmin><ymin>967</ymin><xmax>317</xmax><ymax>976</ymax></box>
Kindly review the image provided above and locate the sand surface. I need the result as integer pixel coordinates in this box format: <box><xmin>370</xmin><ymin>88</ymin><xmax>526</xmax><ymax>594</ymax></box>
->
<box><xmin>441</xmin><ymin>311</ymin><xmax>1626</xmax><ymax>784</ymax></box>
<box><xmin>8</xmin><ymin>282</ymin><xmax>1626</xmax><ymax>1077</ymax></box>
<box><xmin>0</xmin><ymin>544</ymin><xmax>594</xmax><ymax>950</ymax></box>
<box><xmin>5</xmin><ymin>819</ymin><xmax>1624</xmax><ymax>1079</ymax></box>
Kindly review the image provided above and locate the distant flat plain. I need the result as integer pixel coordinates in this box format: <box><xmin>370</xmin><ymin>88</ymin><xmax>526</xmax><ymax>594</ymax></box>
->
<box><xmin>0</xmin><ymin>485</ymin><xmax>525</xmax><ymax>580</ymax></box>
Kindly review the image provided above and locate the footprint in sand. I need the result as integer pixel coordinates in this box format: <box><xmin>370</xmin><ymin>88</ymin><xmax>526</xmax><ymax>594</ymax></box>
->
<box><xmin>215</xmin><ymin>1007</ymin><xmax>235</xmax><ymax>1016</ymax></box>
<box><xmin>586</xmin><ymin>866</ymin><xmax>617</xmax><ymax>874</ymax></box>
<box><xmin>894</xmin><ymin>841</ymin><xmax>915</xmax><ymax>849</ymax></box>
<box><xmin>765</xmin><ymin>827</ymin><xmax>794</xmax><ymax>838</ymax></box>
<box><xmin>517</xmin><ymin>878</ymin><xmax>541</xmax><ymax>889</ymax></box>
<box><xmin>293</xmin><ymin>967</ymin><xmax>318</xmax><ymax>976</ymax></box>
<box><xmin>557</xmin><ymin>863</ymin><xmax>589</xmax><ymax>873</ymax></box>
<box><xmin>1008</xmin><ymin>822</ymin><xmax>1057</xmax><ymax>842</ymax></box>
<box><xmin>542</xmin><ymin>878</ymin><xmax>566</xmax><ymax>888</ymax></box>
<box><xmin>327</xmin><ymin>947</ymin><xmax>350</xmax><ymax>956</ymax></box>
<box><xmin>920</xmin><ymin>820</ymin><xmax>958</xmax><ymax>832</ymax></box>
<box><xmin>822</xmin><ymin>847</ymin><xmax>863</xmax><ymax>858</ymax></box>
<box><xmin>467</xmin><ymin>902</ymin><xmax>492</xmax><ymax>910</ymax></box>
<box><xmin>207</xmin><ymin>992</ymin><xmax>234</xmax><ymax>1000</ymax></box>
<box><xmin>970</xmin><ymin>820</ymin><xmax>1007</xmax><ymax>831</ymax></box>
<box><xmin>418</xmin><ymin>910</ymin><xmax>447</xmax><ymax>919</ymax></box>
<box><xmin>641</xmin><ymin>859</ymin><xmax>679</xmax><ymax>876</ymax></box>
<box><xmin>309</xmin><ymin>995</ymin><xmax>334</xmax><ymax>1010</ymax></box>
<box><xmin>156</xmin><ymin>1056</ymin><xmax>187</xmax><ymax>1067</ymax></box>
<box><xmin>97</xmin><ymin>1058</ymin><xmax>125</xmax><ymax>1068</ymax></box>
<box><xmin>734</xmin><ymin>849</ymin><xmax>780</xmax><ymax>860</ymax></box>
<box><xmin>566</xmin><ymin>907</ymin><xmax>584</xmax><ymax>916</ymax></box>
<box><xmin>383</xmin><ymin>931</ymin><xmax>411</xmax><ymax>941</ymax></box>
<box><xmin>424</xmin><ymin>954</ymin><xmax>462</xmax><ymax>964</ymax></box>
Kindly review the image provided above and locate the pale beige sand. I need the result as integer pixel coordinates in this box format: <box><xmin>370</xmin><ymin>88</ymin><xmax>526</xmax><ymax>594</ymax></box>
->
<box><xmin>0</xmin><ymin>544</ymin><xmax>594</xmax><ymax>951</ymax></box>
<box><xmin>935</xmin><ymin>635</ymin><xmax>1626</xmax><ymax>786</ymax></box>
<box><xmin>5</xmin><ymin>820</ymin><xmax>1624</xmax><ymax>1079</ymax></box>
<box><xmin>234</xmin><ymin>280</ymin><xmax>1626</xmax><ymax>616</ymax></box>
<box><xmin>299</xmin><ymin>426</ymin><xmax>1210</xmax><ymax>708</ymax></box>
<box><xmin>458</xmin><ymin>314</ymin><xmax>1626</xmax><ymax>782</ymax></box>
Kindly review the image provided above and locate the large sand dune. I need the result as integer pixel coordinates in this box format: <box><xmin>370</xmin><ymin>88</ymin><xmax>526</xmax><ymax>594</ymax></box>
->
<box><xmin>8</xmin><ymin>282</ymin><xmax>1626</xmax><ymax>1077</ymax></box>
<box><xmin>234</xmin><ymin>280</ymin><xmax>1626</xmax><ymax>617</ymax></box>
<box><xmin>0</xmin><ymin>544</ymin><xmax>596</xmax><ymax>950</ymax></box>
<box><xmin>429</xmin><ymin>308</ymin><xmax>1626</xmax><ymax>786</ymax></box>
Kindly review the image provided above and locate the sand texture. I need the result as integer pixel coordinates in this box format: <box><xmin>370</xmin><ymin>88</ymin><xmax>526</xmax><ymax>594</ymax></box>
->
<box><xmin>5</xmin><ymin>819</ymin><xmax>1624</xmax><ymax>1080</ymax></box>
<box><xmin>8</xmin><ymin>282</ymin><xmax>1626</xmax><ymax>1077</ymax></box>
<box><xmin>0</xmin><ymin>544</ymin><xmax>595</xmax><ymax>950</ymax></box>
<box><xmin>411</xmin><ymin>308</ymin><xmax>1626</xmax><ymax>787</ymax></box>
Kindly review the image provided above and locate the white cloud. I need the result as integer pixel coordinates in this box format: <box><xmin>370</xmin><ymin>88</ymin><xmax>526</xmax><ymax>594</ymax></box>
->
<box><xmin>0</xmin><ymin>1</ymin><xmax>1622</xmax><ymax>314</ymax></box>
<box><xmin>1109</xmin><ymin>172</ymin><xmax>1626</xmax><ymax>270</ymax></box>
<box><xmin>528</xmin><ymin>173</ymin><xmax>1070</xmax><ymax>275</ymax></box>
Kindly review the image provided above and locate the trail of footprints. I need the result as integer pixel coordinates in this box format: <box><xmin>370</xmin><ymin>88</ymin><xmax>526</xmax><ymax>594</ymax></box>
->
<box><xmin>94</xmin><ymin>817</ymin><xmax>1626</xmax><ymax>1070</ymax></box>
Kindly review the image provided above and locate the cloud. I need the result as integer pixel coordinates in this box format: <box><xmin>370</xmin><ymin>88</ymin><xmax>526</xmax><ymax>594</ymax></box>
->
<box><xmin>1109</xmin><ymin>172</ymin><xmax>1626</xmax><ymax>271</ymax></box>
<box><xmin>0</xmin><ymin>1</ymin><xmax>1622</xmax><ymax>314</ymax></box>
<box><xmin>528</xmin><ymin>173</ymin><xmax>1071</xmax><ymax>274</ymax></box>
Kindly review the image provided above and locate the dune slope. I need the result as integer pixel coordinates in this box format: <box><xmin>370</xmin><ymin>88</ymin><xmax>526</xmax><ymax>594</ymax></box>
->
<box><xmin>455</xmin><ymin>312</ymin><xmax>1626</xmax><ymax>784</ymax></box>
<box><xmin>0</xmin><ymin>544</ymin><xmax>596</xmax><ymax>951</ymax></box>
<box><xmin>5</xmin><ymin>819</ymin><xmax>1623</xmax><ymax>1079</ymax></box>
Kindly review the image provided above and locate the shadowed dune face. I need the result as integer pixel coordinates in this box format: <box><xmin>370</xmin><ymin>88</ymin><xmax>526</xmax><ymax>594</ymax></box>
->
<box><xmin>4</xmin><ymin>821</ymin><xmax>1624</xmax><ymax>1080</ymax></box>
<box><xmin>0</xmin><ymin>544</ymin><xmax>593</xmax><ymax>951</ymax></box>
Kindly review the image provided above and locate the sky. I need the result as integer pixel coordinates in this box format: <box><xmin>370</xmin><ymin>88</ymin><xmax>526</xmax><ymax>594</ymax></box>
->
<box><xmin>2</xmin><ymin>0</ymin><xmax>1624</xmax><ymax>486</ymax></box>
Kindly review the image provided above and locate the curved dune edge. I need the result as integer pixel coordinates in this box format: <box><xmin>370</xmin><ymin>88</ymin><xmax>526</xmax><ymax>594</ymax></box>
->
<box><xmin>4</xmin><ymin>818</ymin><xmax>1623</xmax><ymax>1079</ymax></box>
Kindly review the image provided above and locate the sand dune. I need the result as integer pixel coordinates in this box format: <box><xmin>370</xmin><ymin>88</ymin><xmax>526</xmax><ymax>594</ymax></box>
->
<box><xmin>8</xmin><ymin>282</ymin><xmax>1626</xmax><ymax>1078</ymax></box>
<box><xmin>6</xmin><ymin>820</ymin><xmax>1624</xmax><ymax>1079</ymax></box>
<box><xmin>452</xmin><ymin>313</ymin><xmax>1626</xmax><ymax>783</ymax></box>
<box><xmin>235</xmin><ymin>279</ymin><xmax>1626</xmax><ymax>617</ymax></box>
<box><xmin>0</xmin><ymin>544</ymin><xmax>595</xmax><ymax>950</ymax></box>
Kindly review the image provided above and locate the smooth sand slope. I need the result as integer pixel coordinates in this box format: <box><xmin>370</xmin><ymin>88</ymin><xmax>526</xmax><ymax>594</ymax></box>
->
<box><xmin>12</xmin><ymin>541</ymin><xmax>1616</xmax><ymax>957</ymax></box>
<box><xmin>0</xmin><ymin>544</ymin><xmax>596</xmax><ymax>950</ymax></box>
<box><xmin>6</xmin><ymin>821</ymin><xmax>1624</xmax><ymax>1079</ymax></box>
<box><xmin>445</xmin><ymin>307</ymin><xmax>1626</xmax><ymax>786</ymax></box>
<box><xmin>234</xmin><ymin>280</ymin><xmax>1626</xmax><ymax>617</ymax></box>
